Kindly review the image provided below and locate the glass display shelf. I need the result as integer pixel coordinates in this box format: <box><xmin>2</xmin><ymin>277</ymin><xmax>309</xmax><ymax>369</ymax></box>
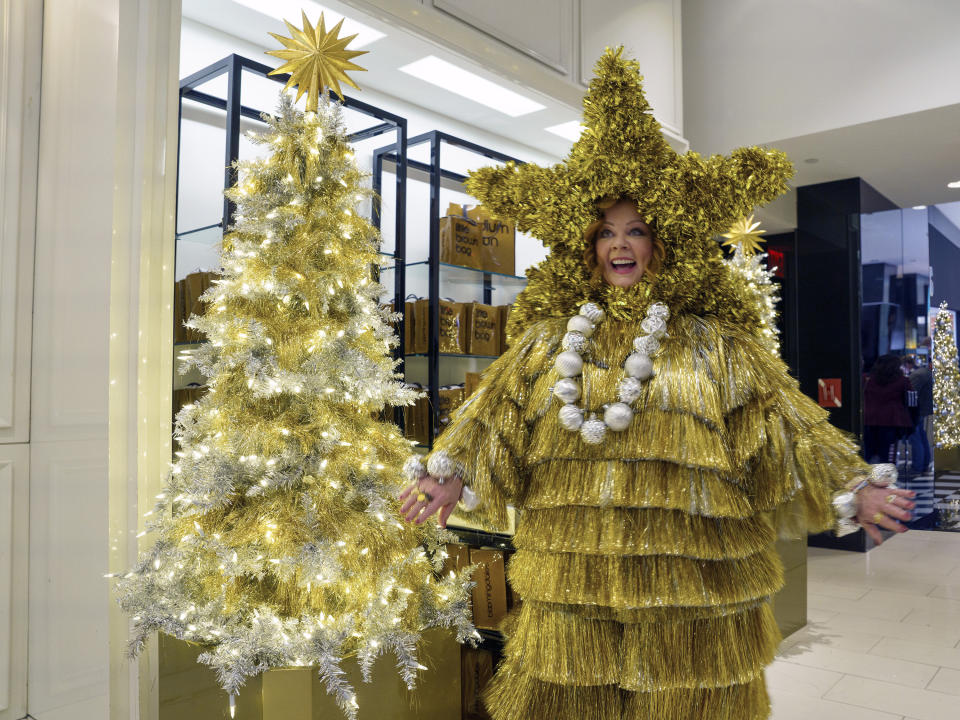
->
<box><xmin>379</xmin><ymin>259</ymin><xmax>527</xmax><ymax>284</ymax></box>
<box><xmin>405</xmin><ymin>352</ymin><xmax>500</xmax><ymax>360</ymax></box>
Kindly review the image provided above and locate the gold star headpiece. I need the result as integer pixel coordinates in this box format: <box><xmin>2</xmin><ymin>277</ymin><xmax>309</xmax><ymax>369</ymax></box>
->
<box><xmin>722</xmin><ymin>215</ymin><xmax>767</xmax><ymax>256</ymax></box>
<box><xmin>267</xmin><ymin>11</ymin><xmax>368</xmax><ymax>112</ymax></box>
<box><xmin>464</xmin><ymin>47</ymin><xmax>794</xmax><ymax>338</ymax></box>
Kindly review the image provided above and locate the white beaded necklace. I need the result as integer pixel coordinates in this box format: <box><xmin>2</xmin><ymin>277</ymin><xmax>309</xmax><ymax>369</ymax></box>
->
<box><xmin>553</xmin><ymin>301</ymin><xmax>669</xmax><ymax>444</ymax></box>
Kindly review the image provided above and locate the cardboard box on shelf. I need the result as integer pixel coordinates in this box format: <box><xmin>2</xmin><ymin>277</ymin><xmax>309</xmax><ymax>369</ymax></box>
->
<box><xmin>499</xmin><ymin>304</ymin><xmax>512</xmax><ymax>352</ymax></box>
<box><xmin>413</xmin><ymin>298</ymin><xmax>429</xmax><ymax>354</ymax></box>
<box><xmin>465</xmin><ymin>371</ymin><xmax>481</xmax><ymax>399</ymax></box>
<box><xmin>439</xmin><ymin>299</ymin><xmax>466</xmax><ymax>354</ymax></box>
<box><xmin>468</xmin><ymin>547</ymin><xmax>508</xmax><ymax>630</ymax></box>
<box><xmin>438</xmin><ymin>213</ymin><xmax>482</xmax><ymax>270</ymax></box>
<box><xmin>442</xmin><ymin>542</ymin><xmax>472</xmax><ymax>578</ymax></box>
<box><xmin>468</xmin><ymin>205</ymin><xmax>515</xmax><ymax>275</ymax></box>
<box><xmin>461</xmin><ymin>647</ymin><xmax>494</xmax><ymax>720</ymax></box>
<box><xmin>437</xmin><ymin>385</ymin><xmax>465</xmax><ymax>430</ymax></box>
<box><xmin>465</xmin><ymin>303</ymin><xmax>500</xmax><ymax>356</ymax></box>
<box><xmin>404</xmin><ymin>299</ymin><xmax>415</xmax><ymax>351</ymax></box>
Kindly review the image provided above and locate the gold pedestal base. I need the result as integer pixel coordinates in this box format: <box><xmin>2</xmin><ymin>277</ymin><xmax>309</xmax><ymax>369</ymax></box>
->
<box><xmin>160</xmin><ymin>628</ymin><xmax>461</xmax><ymax>719</ymax></box>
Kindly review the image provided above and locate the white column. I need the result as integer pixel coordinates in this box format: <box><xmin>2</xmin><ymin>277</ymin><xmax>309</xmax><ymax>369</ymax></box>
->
<box><xmin>27</xmin><ymin>1</ymin><xmax>180</xmax><ymax>719</ymax></box>
<box><xmin>0</xmin><ymin>0</ymin><xmax>41</xmax><ymax>715</ymax></box>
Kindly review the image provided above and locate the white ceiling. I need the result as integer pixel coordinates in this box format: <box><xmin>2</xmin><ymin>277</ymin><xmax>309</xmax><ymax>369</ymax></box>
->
<box><xmin>755</xmin><ymin>104</ymin><xmax>960</xmax><ymax>233</ymax></box>
<box><xmin>182</xmin><ymin>0</ymin><xmax>580</xmax><ymax>161</ymax></box>
<box><xmin>182</xmin><ymin>0</ymin><xmax>960</xmax><ymax>237</ymax></box>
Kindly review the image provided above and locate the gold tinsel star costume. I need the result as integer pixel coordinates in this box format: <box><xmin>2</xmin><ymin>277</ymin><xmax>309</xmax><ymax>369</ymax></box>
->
<box><xmin>424</xmin><ymin>48</ymin><xmax>870</xmax><ymax>720</ymax></box>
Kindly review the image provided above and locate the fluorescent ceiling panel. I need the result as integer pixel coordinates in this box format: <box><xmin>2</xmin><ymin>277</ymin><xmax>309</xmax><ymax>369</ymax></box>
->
<box><xmin>398</xmin><ymin>56</ymin><xmax>545</xmax><ymax>117</ymax></box>
<box><xmin>232</xmin><ymin>0</ymin><xmax>385</xmax><ymax>48</ymax></box>
<box><xmin>545</xmin><ymin>120</ymin><xmax>583</xmax><ymax>142</ymax></box>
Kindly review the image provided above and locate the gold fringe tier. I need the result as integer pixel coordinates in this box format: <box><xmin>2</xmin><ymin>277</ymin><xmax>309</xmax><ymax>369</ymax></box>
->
<box><xmin>523</xmin><ymin>459</ymin><xmax>755</xmax><ymax>517</ymax></box>
<box><xmin>484</xmin><ymin>669</ymin><xmax>770</xmax><ymax>720</ymax></box>
<box><xmin>423</xmin><ymin>314</ymin><xmax>875</xmax><ymax>719</ymax></box>
<box><xmin>508</xmin><ymin>546</ymin><xmax>784</xmax><ymax>608</ymax></box>
<box><xmin>502</xmin><ymin>600</ymin><xmax>780</xmax><ymax>690</ymax></box>
<box><xmin>514</xmin><ymin>505</ymin><xmax>776</xmax><ymax>558</ymax></box>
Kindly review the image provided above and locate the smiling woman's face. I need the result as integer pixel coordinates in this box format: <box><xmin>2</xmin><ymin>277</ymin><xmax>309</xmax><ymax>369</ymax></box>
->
<box><xmin>594</xmin><ymin>199</ymin><xmax>654</xmax><ymax>288</ymax></box>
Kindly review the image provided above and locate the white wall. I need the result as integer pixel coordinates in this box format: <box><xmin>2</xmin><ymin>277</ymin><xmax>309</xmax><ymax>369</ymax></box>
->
<box><xmin>682</xmin><ymin>0</ymin><xmax>960</xmax><ymax>153</ymax></box>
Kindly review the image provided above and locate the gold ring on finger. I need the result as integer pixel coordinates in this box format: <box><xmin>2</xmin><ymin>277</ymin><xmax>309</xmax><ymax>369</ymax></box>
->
<box><xmin>417</xmin><ymin>492</ymin><xmax>427</xmax><ymax>503</ymax></box>
<box><xmin>872</xmin><ymin>511</ymin><xmax>884</xmax><ymax>523</ymax></box>
<box><xmin>886</xmin><ymin>494</ymin><xmax>897</xmax><ymax>504</ymax></box>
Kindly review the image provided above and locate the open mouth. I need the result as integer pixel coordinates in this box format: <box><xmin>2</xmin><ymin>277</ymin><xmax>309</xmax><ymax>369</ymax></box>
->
<box><xmin>609</xmin><ymin>258</ymin><xmax>637</xmax><ymax>274</ymax></box>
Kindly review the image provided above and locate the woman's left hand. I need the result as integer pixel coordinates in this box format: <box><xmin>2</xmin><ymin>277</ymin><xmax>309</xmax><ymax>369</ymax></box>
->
<box><xmin>855</xmin><ymin>485</ymin><xmax>917</xmax><ymax>544</ymax></box>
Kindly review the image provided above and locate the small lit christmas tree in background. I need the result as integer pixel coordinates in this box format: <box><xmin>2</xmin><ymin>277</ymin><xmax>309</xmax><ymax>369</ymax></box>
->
<box><xmin>722</xmin><ymin>214</ymin><xmax>781</xmax><ymax>354</ymax></box>
<box><xmin>114</xmin><ymin>14</ymin><xmax>474</xmax><ymax>718</ymax></box>
<box><xmin>933</xmin><ymin>302</ymin><xmax>960</xmax><ymax>449</ymax></box>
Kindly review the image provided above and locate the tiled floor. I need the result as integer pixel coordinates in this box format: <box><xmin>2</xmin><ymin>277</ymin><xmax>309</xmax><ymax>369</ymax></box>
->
<box><xmin>770</xmin><ymin>530</ymin><xmax>960</xmax><ymax>720</ymax></box>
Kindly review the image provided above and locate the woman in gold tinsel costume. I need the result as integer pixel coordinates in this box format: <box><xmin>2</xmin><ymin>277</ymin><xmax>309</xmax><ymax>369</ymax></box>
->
<box><xmin>400</xmin><ymin>48</ymin><xmax>916</xmax><ymax>720</ymax></box>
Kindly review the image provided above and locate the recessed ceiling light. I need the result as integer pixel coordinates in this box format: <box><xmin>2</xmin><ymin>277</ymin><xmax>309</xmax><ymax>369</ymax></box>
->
<box><xmin>545</xmin><ymin>121</ymin><xmax>583</xmax><ymax>142</ymax></box>
<box><xmin>913</xmin><ymin>205</ymin><xmax>927</xmax><ymax>210</ymax></box>
<box><xmin>949</xmin><ymin>180</ymin><xmax>960</xmax><ymax>189</ymax></box>
<box><xmin>399</xmin><ymin>56</ymin><xmax>546</xmax><ymax>117</ymax></box>
<box><xmin>233</xmin><ymin>0</ymin><xmax>385</xmax><ymax>48</ymax></box>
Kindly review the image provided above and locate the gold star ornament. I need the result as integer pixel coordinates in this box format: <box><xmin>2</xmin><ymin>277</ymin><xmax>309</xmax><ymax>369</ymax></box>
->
<box><xmin>722</xmin><ymin>215</ymin><xmax>767</xmax><ymax>256</ymax></box>
<box><xmin>464</xmin><ymin>47</ymin><xmax>795</xmax><ymax>340</ymax></box>
<box><xmin>267</xmin><ymin>11</ymin><xmax>368</xmax><ymax>112</ymax></box>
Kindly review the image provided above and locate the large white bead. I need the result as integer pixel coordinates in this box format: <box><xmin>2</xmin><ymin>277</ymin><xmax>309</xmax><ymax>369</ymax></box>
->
<box><xmin>553</xmin><ymin>377</ymin><xmax>581</xmax><ymax>403</ymax></box>
<box><xmin>566</xmin><ymin>315</ymin><xmax>594</xmax><ymax>338</ymax></box>
<box><xmin>580</xmin><ymin>418</ymin><xmax>607</xmax><ymax>444</ymax></box>
<box><xmin>558</xmin><ymin>404</ymin><xmax>584</xmax><ymax>431</ymax></box>
<box><xmin>624</xmin><ymin>353</ymin><xmax>654</xmax><ymax>380</ymax></box>
<box><xmin>640</xmin><ymin>316</ymin><xmax>667</xmax><ymax>337</ymax></box>
<box><xmin>426</xmin><ymin>451</ymin><xmax>456</xmax><ymax>479</ymax></box>
<box><xmin>633</xmin><ymin>335</ymin><xmax>660</xmax><ymax>356</ymax></box>
<box><xmin>647</xmin><ymin>302</ymin><xmax>670</xmax><ymax>320</ymax></box>
<box><xmin>618</xmin><ymin>377</ymin><xmax>643</xmax><ymax>404</ymax></box>
<box><xmin>561</xmin><ymin>331</ymin><xmax>588</xmax><ymax>354</ymax></box>
<box><xmin>579</xmin><ymin>303</ymin><xmax>604</xmax><ymax>324</ymax></box>
<box><xmin>555</xmin><ymin>351</ymin><xmax>584</xmax><ymax>377</ymax></box>
<box><xmin>604</xmin><ymin>402</ymin><xmax>634</xmax><ymax>431</ymax></box>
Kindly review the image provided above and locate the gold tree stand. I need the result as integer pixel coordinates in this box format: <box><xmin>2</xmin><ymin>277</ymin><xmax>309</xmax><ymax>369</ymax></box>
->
<box><xmin>159</xmin><ymin>628</ymin><xmax>461</xmax><ymax>719</ymax></box>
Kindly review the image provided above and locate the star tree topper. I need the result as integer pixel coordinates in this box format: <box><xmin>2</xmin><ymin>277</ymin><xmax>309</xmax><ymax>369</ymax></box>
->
<box><xmin>722</xmin><ymin>214</ymin><xmax>767</xmax><ymax>256</ymax></box>
<box><xmin>267</xmin><ymin>11</ymin><xmax>368</xmax><ymax>112</ymax></box>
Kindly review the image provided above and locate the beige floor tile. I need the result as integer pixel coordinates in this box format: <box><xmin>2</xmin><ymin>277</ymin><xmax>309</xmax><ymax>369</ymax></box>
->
<box><xmin>900</xmin><ymin>605</ymin><xmax>960</xmax><ymax>628</ymax></box>
<box><xmin>779</xmin><ymin>644</ymin><xmax>938</xmax><ymax>688</ymax></box>
<box><xmin>765</xmin><ymin>658</ymin><xmax>843</xmax><ymax>697</ymax></box>
<box><xmin>778</xmin><ymin>623</ymin><xmax>882</xmax><ymax>655</ymax></box>
<box><xmin>870</xmin><ymin>637</ymin><xmax>960</xmax><ymax>671</ymax></box>
<box><xmin>807</xmin><ymin>579</ymin><xmax>871</xmax><ymax>600</ymax></box>
<box><xmin>769</xmin><ymin>687</ymin><xmax>903</xmax><ymax>720</ymax></box>
<box><xmin>928</xmin><ymin>585</ymin><xmax>960</xmax><ymax>601</ymax></box>
<box><xmin>824</xmin><ymin>675</ymin><xmax>958</xmax><ymax>720</ymax></box>
<box><xmin>807</xmin><ymin>568</ymin><xmax>939</xmax><ymax>597</ymax></box>
<box><xmin>816</xmin><ymin>611</ymin><xmax>960</xmax><ymax>648</ymax></box>
<box><xmin>807</xmin><ymin>591</ymin><xmax>918</xmax><ymax>622</ymax></box>
<box><xmin>807</xmin><ymin>605</ymin><xmax>839</xmax><ymax>623</ymax></box>
<box><xmin>926</xmin><ymin>667</ymin><xmax>960</xmax><ymax>696</ymax></box>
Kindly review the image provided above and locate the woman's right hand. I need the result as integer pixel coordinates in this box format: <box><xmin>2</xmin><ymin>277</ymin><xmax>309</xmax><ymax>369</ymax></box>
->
<box><xmin>399</xmin><ymin>473</ymin><xmax>464</xmax><ymax>528</ymax></box>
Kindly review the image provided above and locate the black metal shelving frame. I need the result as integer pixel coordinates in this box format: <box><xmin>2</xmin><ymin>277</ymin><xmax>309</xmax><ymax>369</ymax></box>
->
<box><xmin>373</xmin><ymin>131</ymin><xmax>524</xmax><ymax>447</ymax></box>
<box><xmin>174</xmin><ymin>53</ymin><xmax>409</xmax><ymax>416</ymax></box>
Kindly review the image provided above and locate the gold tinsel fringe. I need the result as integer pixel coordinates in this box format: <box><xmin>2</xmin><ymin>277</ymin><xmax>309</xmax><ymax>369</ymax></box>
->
<box><xmin>507</xmin><ymin>546</ymin><xmax>784</xmax><ymax>608</ymax></box>
<box><xmin>522</xmin><ymin>460</ymin><xmax>754</xmax><ymax>518</ymax></box>
<box><xmin>501</xmin><ymin>600</ymin><xmax>779</xmax><ymax>691</ymax></box>
<box><xmin>484</xmin><ymin>669</ymin><xmax>770</xmax><ymax>720</ymax></box>
<box><xmin>532</xmin><ymin>596</ymin><xmax>771</xmax><ymax>624</ymax></box>
<box><xmin>513</xmin><ymin>505</ymin><xmax>775</xmax><ymax>559</ymax></box>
